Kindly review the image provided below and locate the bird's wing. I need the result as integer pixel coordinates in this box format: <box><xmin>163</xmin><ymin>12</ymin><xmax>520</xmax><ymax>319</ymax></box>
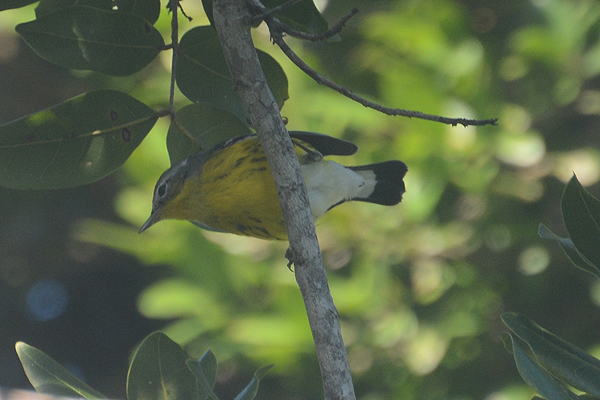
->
<box><xmin>289</xmin><ymin>131</ymin><xmax>358</xmax><ymax>156</ymax></box>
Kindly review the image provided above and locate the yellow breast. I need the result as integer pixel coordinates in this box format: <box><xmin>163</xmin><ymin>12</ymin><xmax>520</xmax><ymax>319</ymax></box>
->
<box><xmin>162</xmin><ymin>137</ymin><xmax>285</xmax><ymax>239</ymax></box>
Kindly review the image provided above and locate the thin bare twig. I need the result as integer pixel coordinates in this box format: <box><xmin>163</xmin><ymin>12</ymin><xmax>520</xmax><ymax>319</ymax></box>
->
<box><xmin>179</xmin><ymin>2</ymin><xmax>193</xmax><ymax>21</ymax></box>
<box><xmin>280</xmin><ymin>8</ymin><xmax>359</xmax><ymax>41</ymax></box>
<box><xmin>255</xmin><ymin>3</ymin><xmax>497</xmax><ymax>127</ymax></box>
<box><xmin>250</xmin><ymin>0</ymin><xmax>358</xmax><ymax>41</ymax></box>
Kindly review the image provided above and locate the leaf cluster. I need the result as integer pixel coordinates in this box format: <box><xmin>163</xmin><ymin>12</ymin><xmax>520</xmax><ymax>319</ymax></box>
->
<box><xmin>17</xmin><ymin>331</ymin><xmax>271</xmax><ymax>400</ymax></box>
<box><xmin>503</xmin><ymin>175</ymin><xmax>600</xmax><ymax>400</ymax></box>
<box><xmin>0</xmin><ymin>0</ymin><xmax>331</xmax><ymax>189</ymax></box>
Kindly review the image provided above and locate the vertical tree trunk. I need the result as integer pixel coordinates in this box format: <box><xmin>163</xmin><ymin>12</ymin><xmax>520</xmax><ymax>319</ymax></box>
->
<box><xmin>211</xmin><ymin>1</ymin><xmax>356</xmax><ymax>399</ymax></box>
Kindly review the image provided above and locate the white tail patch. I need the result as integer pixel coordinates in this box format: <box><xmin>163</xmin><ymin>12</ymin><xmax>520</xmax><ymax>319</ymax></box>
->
<box><xmin>302</xmin><ymin>160</ymin><xmax>377</xmax><ymax>220</ymax></box>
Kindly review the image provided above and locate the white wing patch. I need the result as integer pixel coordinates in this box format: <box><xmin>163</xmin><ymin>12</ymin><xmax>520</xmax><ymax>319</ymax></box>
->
<box><xmin>302</xmin><ymin>160</ymin><xmax>376</xmax><ymax>220</ymax></box>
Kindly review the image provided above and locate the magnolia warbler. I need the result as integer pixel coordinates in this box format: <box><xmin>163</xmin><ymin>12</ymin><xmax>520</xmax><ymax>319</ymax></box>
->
<box><xmin>139</xmin><ymin>131</ymin><xmax>407</xmax><ymax>240</ymax></box>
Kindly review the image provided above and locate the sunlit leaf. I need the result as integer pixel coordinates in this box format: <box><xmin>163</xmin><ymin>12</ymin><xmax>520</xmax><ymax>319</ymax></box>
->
<box><xmin>15</xmin><ymin>342</ymin><xmax>106</xmax><ymax>399</ymax></box>
<box><xmin>1</xmin><ymin>0</ymin><xmax>37</xmax><ymax>11</ymax></box>
<box><xmin>503</xmin><ymin>312</ymin><xmax>600</xmax><ymax>396</ymax></box>
<box><xmin>561</xmin><ymin>174</ymin><xmax>600</xmax><ymax>271</ymax></box>
<box><xmin>507</xmin><ymin>335</ymin><xmax>580</xmax><ymax>400</ymax></box>
<box><xmin>16</xmin><ymin>5</ymin><xmax>164</xmax><ymax>76</ymax></box>
<box><xmin>0</xmin><ymin>90</ymin><xmax>157</xmax><ymax>189</ymax></box>
<box><xmin>36</xmin><ymin>0</ymin><xmax>160</xmax><ymax>23</ymax></box>
<box><xmin>127</xmin><ymin>332</ymin><xmax>201</xmax><ymax>400</ymax></box>
<box><xmin>538</xmin><ymin>223</ymin><xmax>600</xmax><ymax>278</ymax></box>
<box><xmin>167</xmin><ymin>103</ymin><xmax>251</xmax><ymax>164</ymax></box>
<box><xmin>234</xmin><ymin>365</ymin><xmax>273</xmax><ymax>400</ymax></box>
<box><xmin>177</xmin><ymin>26</ymin><xmax>288</xmax><ymax>123</ymax></box>
<box><xmin>186</xmin><ymin>350</ymin><xmax>219</xmax><ymax>400</ymax></box>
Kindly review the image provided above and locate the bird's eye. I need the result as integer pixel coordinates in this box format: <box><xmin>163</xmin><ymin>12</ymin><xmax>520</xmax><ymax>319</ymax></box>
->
<box><xmin>157</xmin><ymin>183</ymin><xmax>167</xmax><ymax>197</ymax></box>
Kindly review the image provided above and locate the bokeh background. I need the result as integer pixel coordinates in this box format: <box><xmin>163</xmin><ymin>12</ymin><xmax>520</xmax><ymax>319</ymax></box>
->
<box><xmin>2</xmin><ymin>0</ymin><xmax>600</xmax><ymax>399</ymax></box>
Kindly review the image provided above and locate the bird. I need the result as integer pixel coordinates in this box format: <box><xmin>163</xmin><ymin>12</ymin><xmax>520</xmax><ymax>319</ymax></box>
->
<box><xmin>139</xmin><ymin>131</ymin><xmax>407</xmax><ymax>240</ymax></box>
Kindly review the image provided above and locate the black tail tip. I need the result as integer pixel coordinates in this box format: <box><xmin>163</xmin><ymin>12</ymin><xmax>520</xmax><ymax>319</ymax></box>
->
<box><xmin>352</xmin><ymin>160</ymin><xmax>408</xmax><ymax>206</ymax></box>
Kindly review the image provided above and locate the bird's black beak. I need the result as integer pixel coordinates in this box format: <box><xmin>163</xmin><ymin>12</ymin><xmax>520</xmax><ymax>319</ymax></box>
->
<box><xmin>139</xmin><ymin>211</ymin><xmax>160</xmax><ymax>233</ymax></box>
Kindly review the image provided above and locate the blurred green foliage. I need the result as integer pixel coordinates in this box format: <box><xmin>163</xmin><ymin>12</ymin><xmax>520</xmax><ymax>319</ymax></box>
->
<box><xmin>3</xmin><ymin>0</ymin><xmax>600</xmax><ymax>399</ymax></box>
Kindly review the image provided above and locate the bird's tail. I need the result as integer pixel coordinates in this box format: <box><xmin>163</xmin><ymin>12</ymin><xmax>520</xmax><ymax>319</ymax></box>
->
<box><xmin>350</xmin><ymin>160</ymin><xmax>408</xmax><ymax>205</ymax></box>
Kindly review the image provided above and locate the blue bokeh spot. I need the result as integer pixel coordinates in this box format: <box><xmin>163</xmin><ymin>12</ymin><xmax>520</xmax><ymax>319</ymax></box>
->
<box><xmin>26</xmin><ymin>279</ymin><xmax>69</xmax><ymax>321</ymax></box>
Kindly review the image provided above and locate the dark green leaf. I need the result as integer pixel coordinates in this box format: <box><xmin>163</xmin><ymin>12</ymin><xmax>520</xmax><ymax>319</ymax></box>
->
<box><xmin>113</xmin><ymin>0</ymin><xmax>161</xmax><ymax>23</ymax></box>
<box><xmin>127</xmin><ymin>332</ymin><xmax>201</xmax><ymax>400</ymax></box>
<box><xmin>561</xmin><ymin>174</ymin><xmax>600</xmax><ymax>270</ymax></box>
<box><xmin>197</xmin><ymin>350</ymin><xmax>218</xmax><ymax>389</ymax></box>
<box><xmin>35</xmin><ymin>0</ymin><xmax>111</xmax><ymax>18</ymax></box>
<box><xmin>0</xmin><ymin>90</ymin><xmax>157</xmax><ymax>189</ymax></box>
<box><xmin>501</xmin><ymin>333</ymin><xmax>514</xmax><ymax>354</ymax></box>
<box><xmin>508</xmin><ymin>335</ymin><xmax>580</xmax><ymax>400</ymax></box>
<box><xmin>177</xmin><ymin>26</ymin><xmax>288</xmax><ymax>123</ymax></box>
<box><xmin>200</xmin><ymin>0</ymin><xmax>214</xmax><ymax>26</ymax></box>
<box><xmin>234</xmin><ymin>365</ymin><xmax>273</xmax><ymax>400</ymax></box>
<box><xmin>36</xmin><ymin>0</ymin><xmax>160</xmax><ymax>23</ymax></box>
<box><xmin>202</xmin><ymin>0</ymin><xmax>328</xmax><ymax>34</ymax></box>
<box><xmin>167</xmin><ymin>103</ymin><xmax>251</xmax><ymax>164</ymax></box>
<box><xmin>502</xmin><ymin>312</ymin><xmax>600</xmax><ymax>396</ymax></box>
<box><xmin>260</xmin><ymin>51</ymin><xmax>289</xmax><ymax>111</ymax></box>
<box><xmin>15</xmin><ymin>342</ymin><xmax>106</xmax><ymax>399</ymax></box>
<box><xmin>261</xmin><ymin>0</ymin><xmax>329</xmax><ymax>34</ymax></box>
<box><xmin>538</xmin><ymin>223</ymin><xmax>600</xmax><ymax>278</ymax></box>
<box><xmin>16</xmin><ymin>6</ymin><xmax>164</xmax><ymax>76</ymax></box>
<box><xmin>186</xmin><ymin>350</ymin><xmax>219</xmax><ymax>400</ymax></box>
<box><xmin>0</xmin><ymin>0</ymin><xmax>37</xmax><ymax>11</ymax></box>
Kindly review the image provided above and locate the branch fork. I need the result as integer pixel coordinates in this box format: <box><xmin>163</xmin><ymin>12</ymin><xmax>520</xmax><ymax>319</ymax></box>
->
<box><xmin>252</xmin><ymin>0</ymin><xmax>497</xmax><ymax>127</ymax></box>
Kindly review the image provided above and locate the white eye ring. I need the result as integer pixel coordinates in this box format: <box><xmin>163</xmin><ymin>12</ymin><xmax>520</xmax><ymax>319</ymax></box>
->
<box><xmin>157</xmin><ymin>183</ymin><xmax>167</xmax><ymax>197</ymax></box>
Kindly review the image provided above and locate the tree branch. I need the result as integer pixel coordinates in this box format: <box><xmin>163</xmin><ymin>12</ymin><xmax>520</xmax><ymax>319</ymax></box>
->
<box><xmin>255</xmin><ymin>3</ymin><xmax>496</xmax><ymax>127</ymax></box>
<box><xmin>212</xmin><ymin>1</ymin><xmax>356</xmax><ymax>399</ymax></box>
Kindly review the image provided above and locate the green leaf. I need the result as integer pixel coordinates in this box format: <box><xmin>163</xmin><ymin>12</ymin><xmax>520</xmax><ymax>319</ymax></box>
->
<box><xmin>127</xmin><ymin>332</ymin><xmax>201</xmax><ymax>400</ymax></box>
<box><xmin>167</xmin><ymin>103</ymin><xmax>251</xmax><ymax>164</ymax></box>
<box><xmin>561</xmin><ymin>174</ymin><xmax>600</xmax><ymax>270</ymax></box>
<box><xmin>261</xmin><ymin>0</ymin><xmax>329</xmax><ymax>34</ymax></box>
<box><xmin>0</xmin><ymin>0</ymin><xmax>37</xmax><ymax>11</ymax></box>
<box><xmin>35</xmin><ymin>0</ymin><xmax>112</xmax><ymax>17</ymax></box>
<box><xmin>16</xmin><ymin>5</ymin><xmax>164</xmax><ymax>76</ymax></box>
<box><xmin>113</xmin><ymin>0</ymin><xmax>161</xmax><ymax>23</ymax></box>
<box><xmin>186</xmin><ymin>350</ymin><xmax>219</xmax><ymax>400</ymax></box>
<box><xmin>538</xmin><ymin>223</ymin><xmax>600</xmax><ymax>278</ymax></box>
<box><xmin>234</xmin><ymin>365</ymin><xmax>273</xmax><ymax>400</ymax></box>
<box><xmin>508</xmin><ymin>335</ymin><xmax>580</xmax><ymax>400</ymax></box>
<box><xmin>200</xmin><ymin>0</ymin><xmax>215</xmax><ymax>26</ymax></box>
<box><xmin>15</xmin><ymin>342</ymin><xmax>106</xmax><ymax>399</ymax></box>
<box><xmin>502</xmin><ymin>312</ymin><xmax>600</xmax><ymax>396</ymax></box>
<box><xmin>197</xmin><ymin>350</ymin><xmax>218</xmax><ymax>389</ymax></box>
<box><xmin>36</xmin><ymin>0</ymin><xmax>161</xmax><ymax>23</ymax></box>
<box><xmin>0</xmin><ymin>90</ymin><xmax>157</xmax><ymax>189</ymax></box>
<box><xmin>260</xmin><ymin>51</ymin><xmax>289</xmax><ymax>112</ymax></box>
<box><xmin>177</xmin><ymin>26</ymin><xmax>288</xmax><ymax>123</ymax></box>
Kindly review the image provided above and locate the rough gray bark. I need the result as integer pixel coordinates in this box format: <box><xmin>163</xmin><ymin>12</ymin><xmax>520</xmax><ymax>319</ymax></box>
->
<box><xmin>211</xmin><ymin>1</ymin><xmax>356</xmax><ymax>399</ymax></box>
